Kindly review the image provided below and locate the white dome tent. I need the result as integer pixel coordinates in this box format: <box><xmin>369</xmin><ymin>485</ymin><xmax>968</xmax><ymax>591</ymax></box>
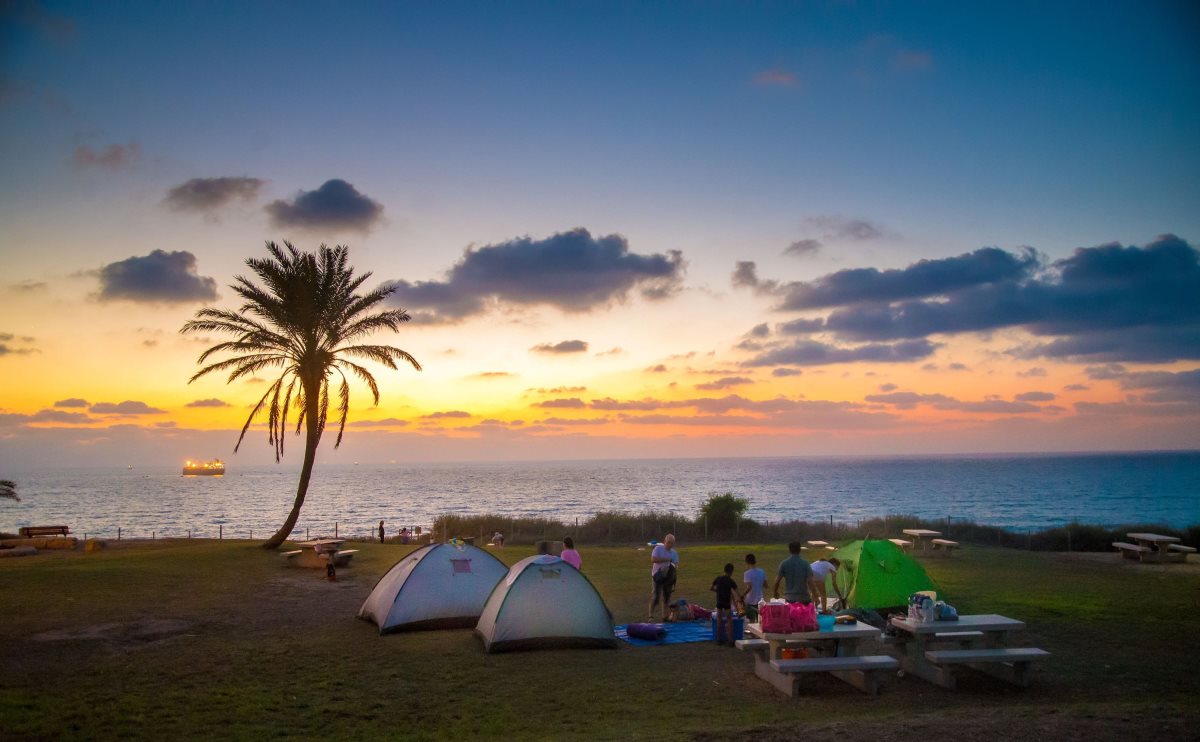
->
<box><xmin>358</xmin><ymin>543</ymin><xmax>509</xmax><ymax>633</ymax></box>
<box><xmin>474</xmin><ymin>555</ymin><xmax>618</xmax><ymax>653</ymax></box>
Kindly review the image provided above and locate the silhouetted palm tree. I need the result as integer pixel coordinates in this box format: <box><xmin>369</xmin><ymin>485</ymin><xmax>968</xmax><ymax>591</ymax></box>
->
<box><xmin>1</xmin><ymin>479</ymin><xmax>18</xmax><ymax>501</ymax></box>
<box><xmin>181</xmin><ymin>242</ymin><xmax>421</xmax><ymax>549</ymax></box>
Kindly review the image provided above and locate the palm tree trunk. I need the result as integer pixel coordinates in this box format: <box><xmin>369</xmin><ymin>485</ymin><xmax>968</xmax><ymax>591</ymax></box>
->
<box><xmin>262</xmin><ymin>380</ymin><xmax>323</xmax><ymax>549</ymax></box>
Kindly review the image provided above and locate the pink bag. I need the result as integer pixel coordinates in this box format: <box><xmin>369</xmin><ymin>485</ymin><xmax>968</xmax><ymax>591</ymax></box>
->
<box><xmin>760</xmin><ymin>603</ymin><xmax>791</xmax><ymax>633</ymax></box>
<box><xmin>788</xmin><ymin>602</ymin><xmax>818</xmax><ymax>632</ymax></box>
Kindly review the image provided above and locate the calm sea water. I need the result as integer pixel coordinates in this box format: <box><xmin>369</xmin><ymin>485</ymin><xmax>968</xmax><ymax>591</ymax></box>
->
<box><xmin>3</xmin><ymin>452</ymin><xmax>1197</xmax><ymax>540</ymax></box>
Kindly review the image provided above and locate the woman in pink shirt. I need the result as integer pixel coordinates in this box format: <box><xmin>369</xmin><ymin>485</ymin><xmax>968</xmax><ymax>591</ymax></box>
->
<box><xmin>560</xmin><ymin>536</ymin><xmax>582</xmax><ymax>570</ymax></box>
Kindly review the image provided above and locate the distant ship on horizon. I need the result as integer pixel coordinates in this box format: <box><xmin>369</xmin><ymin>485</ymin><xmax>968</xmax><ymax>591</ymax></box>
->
<box><xmin>182</xmin><ymin>459</ymin><xmax>226</xmax><ymax>476</ymax></box>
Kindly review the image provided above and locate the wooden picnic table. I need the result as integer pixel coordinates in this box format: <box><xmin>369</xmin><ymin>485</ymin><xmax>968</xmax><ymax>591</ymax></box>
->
<box><xmin>741</xmin><ymin>621</ymin><xmax>897</xmax><ymax>695</ymax></box>
<box><xmin>887</xmin><ymin>613</ymin><xmax>1049</xmax><ymax>689</ymax></box>
<box><xmin>285</xmin><ymin>539</ymin><xmax>357</xmax><ymax>568</ymax></box>
<box><xmin>902</xmin><ymin>529</ymin><xmax>941</xmax><ymax>550</ymax></box>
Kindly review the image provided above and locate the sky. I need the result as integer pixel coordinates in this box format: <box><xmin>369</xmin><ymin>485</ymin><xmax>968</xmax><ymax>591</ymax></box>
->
<box><xmin>2</xmin><ymin>0</ymin><xmax>1199</xmax><ymax>468</ymax></box>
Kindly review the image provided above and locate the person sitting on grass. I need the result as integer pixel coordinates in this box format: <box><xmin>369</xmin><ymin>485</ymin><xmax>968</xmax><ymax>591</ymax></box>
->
<box><xmin>810</xmin><ymin>557</ymin><xmax>845</xmax><ymax>610</ymax></box>
<box><xmin>740</xmin><ymin>553</ymin><xmax>766</xmax><ymax>622</ymax></box>
<box><xmin>711</xmin><ymin>562</ymin><xmax>741</xmax><ymax>646</ymax></box>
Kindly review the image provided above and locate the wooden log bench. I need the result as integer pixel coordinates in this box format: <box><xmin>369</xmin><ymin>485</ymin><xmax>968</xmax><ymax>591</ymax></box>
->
<box><xmin>1167</xmin><ymin>544</ymin><xmax>1196</xmax><ymax>563</ymax></box>
<box><xmin>1112</xmin><ymin>541</ymin><xmax>1152</xmax><ymax>560</ymax></box>
<box><xmin>931</xmin><ymin>538</ymin><xmax>959</xmax><ymax>553</ymax></box>
<box><xmin>924</xmin><ymin>647</ymin><xmax>1050</xmax><ymax>688</ymax></box>
<box><xmin>19</xmin><ymin>525</ymin><xmax>70</xmax><ymax>538</ymax></box>
<box><xmin>764</xmin><ymin>655</ymin><xmax>900</xmax><ymax>695</ymax></box>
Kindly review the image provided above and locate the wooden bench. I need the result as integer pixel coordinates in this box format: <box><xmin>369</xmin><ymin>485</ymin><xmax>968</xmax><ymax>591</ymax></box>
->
<box><xmin>1112</xmin><ymin>541</ymin><xmax>1151</xmax><ymax>560</ymax></box>
<box><xmin>19</xmin><ymin>525</ymin><xmax>70</xmax><ymax>538</ymax></box>
<box><xmin>888</xmin><ymin>538</ymin><xmax>912</xmax><ymax>550</ymax></box>
<box><xmin>1167</xmin><ymin>544</ymin><xmax>1196</xmax><ymax>563</ymax></box>
<box><xmin>281</xmin><ymin>550</ymin><xmax>303</xmax><ymax>560</ymax></box>
<box><xmin>931</xmin><ymin>538</ymin><xmax>959</xmax><ymax>553</ymax></box>
<box><xmin>925</xmin><ymin>647</ymin><xmax>1050</xmax><ymax>687</ymax></box>
<box><xmin>331</xmin><ymin>549</ymin><xmax>358</xmax><ymax>567</ymax></box>
<box><xmin>767</xmin><ymin>655</ymin><xmax>899</xmax><ymax>695</ymax></box>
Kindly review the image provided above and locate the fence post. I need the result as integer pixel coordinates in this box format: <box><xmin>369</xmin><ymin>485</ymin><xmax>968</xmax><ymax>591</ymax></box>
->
<box><xmin>1067</xmin><ymin>525</ymin><xmax>1072</xmax><ymax>552</ymax></box>
<box><xmin>335</xmin><ymin>522</ymin><xmax>339</xmax><ymax>538</ymax></box>
<box><xmin>219</xmin><ymin>525</ymin><xmax>222</xmax><ymax>540</ymax></box>
<box><xmin>306</xmin><ymin>528</ymin><xmax>310</xmax><ymax>540</ymax></box>
<box><xmin>118</xmin><ymin>527</ymin><xmax>122</xmax><ymax>541</ymax></box>
<box><xmin>152</xmin><ymin>531</ymin><xmax>155</xmax><ymax>540</ymax></box>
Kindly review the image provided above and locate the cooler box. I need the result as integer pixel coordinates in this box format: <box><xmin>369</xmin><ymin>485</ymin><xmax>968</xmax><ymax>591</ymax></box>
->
<box><xmin>711</xmin><ymin>615</ymin><xmax>745</xmax><ymax>642</ymax></box>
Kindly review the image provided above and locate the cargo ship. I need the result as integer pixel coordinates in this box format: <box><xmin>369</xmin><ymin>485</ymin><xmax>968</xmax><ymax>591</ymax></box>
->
<box><xmin>182</xmin><ymin>459</ymin><xmax>226</xmax><ymax>476</ymax></box>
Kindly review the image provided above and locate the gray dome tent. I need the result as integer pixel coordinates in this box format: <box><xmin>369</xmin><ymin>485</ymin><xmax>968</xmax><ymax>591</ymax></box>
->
<box><xmin>475</xmin><ymin>554</ymin><xmax>618</xmax><ymax>653</ymax></box>
<box><xmin>358</xmin><ymin>543</ymin><xmax>509</xmax><ymax>633</ymax></box>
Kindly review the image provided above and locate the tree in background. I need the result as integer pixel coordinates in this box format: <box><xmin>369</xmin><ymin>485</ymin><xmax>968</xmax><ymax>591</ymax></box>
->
<box><xmin>699</xmin><ymin>492</ymin><xmax>750</xmax><ymax>533</ymax></box>
<box><xmin>1</xmin><ymin>480</ymin><xmax>18</xmax><ymax>501</ymax></box>
<box><xmin>181</xmin><ymin>242</ymin><xmax>421</xmax><ymax>549</ymax></box>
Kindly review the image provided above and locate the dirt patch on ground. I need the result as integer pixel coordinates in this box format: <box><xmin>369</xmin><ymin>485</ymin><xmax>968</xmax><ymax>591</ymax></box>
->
<box><xmin>33</xmin><ymin>618</ymin><xmax>195</xmax><ymax>645</ymax></box>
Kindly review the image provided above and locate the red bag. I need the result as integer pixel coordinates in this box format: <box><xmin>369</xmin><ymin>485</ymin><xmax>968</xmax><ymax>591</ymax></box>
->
<box><xmin>760</xmin><ymin>603</ymin><xmax>790</xmax><ymax>633</ymax></box>
<box><xmin>788</xmin><ymin>601</ymin><xmax>818</xmax><ymax>632</ymax></box>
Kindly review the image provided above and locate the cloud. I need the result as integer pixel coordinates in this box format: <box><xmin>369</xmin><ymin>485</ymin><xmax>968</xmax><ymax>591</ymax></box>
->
<box><xmin>0</xmin><ymin>343</ymin><xmax>36</xmax><ymax>355</ymax></box>
<box><xmin>744</xmin><ymin>338</ymin><xmax>939</xmax><ymax>367</ymax></box>
<box><xmin>95</xmin><ymin>250</ymin><xmax>218</xmax><ymax>304</ymax></box>
<box><xmin>777</xmin><ymin>318</ymin><xmax>825</xmax><ymax>336</ymax></box>
<box><xmin>541</xmin><ymin>417</ymin><xmax>609</xmax><ymax>426</ymax></box>
<box><xmin>695</xmin><ymin>376</ymin><xmax>755</xmax><ymax>391</ymax></box>
<box><xmin>420</xmin><ymin>410</ymin><xmax>471</xmax><ymax>419</ymax></box>
<box><xmin>1085</xmin><ymin>364</ymin><xmax>1127</xmax><ymax>380</ymax></box>
<box><xmin>533</xmin><ymin>398</ymin><xmax>587</xmax><ymax>409</ymax></box>
<box><xmin>73</xmin><ymin>142</ymin><xmax>139</xmax><ymax>169</ymax></box>
<box><xmin>772</xmin><ymin>368</ymin><xmax>802</xmax><ymax>377</ymax></box>
<box><xmin>1111</xmin><ymin>368</ymin><xmax>1200</xmax><ymax>403</ymax></box>
<box><xmin>805</xmin><ymin>215</ymin><xmax>887</xmax><ymax>242</ymax></box>
<box><xmin>528</xmin><ymin>386</ymin><xmax>587</xmax><ymax>394</ymax></box>
<box><xmin>265</xmin><ymin>179</ymin><xmax>384</xmax><ymax>232</ymax></box>
<box><xmin>646</xmin><ymin>364</ymin><xmax>668</xmax><ymax>373</ymax></box>
<box><xmin>776</xmin><ymin>247</ymin><xmax>1038</xmax><ymax>311</ymax></box>
<box><xmin>1063</xmin><ymin>384</ymin><xmax>1090</xmax><ymax>392</ymax></box>
<box><xmin>164</xmin><ymin>177</ymin><xmax>265</xmax><ymax>213</ymax></box>
<box><xmin>29</xmin><ymin>408</ymin><xmax>90</xmax><ymax>423</ymax></box>
<box><xmin>595</xmin><ymin>347</ymin><xmax>623</xmax><ymax>357</ymax></box>
<box><xmin>531</xmin><ymin>340</ymin><xmax>589</xmax><ymax>354</ymax></box>
<box><xmin>749</xmin><ymin>235</ymin><xmax>1200</xmax><ymax>364</ymax></box>
<box><xmin>1015</xmin><ymin>391</ymin><xmax>1056</xmax><ymax>402</ymax></box>
<box><xmin>1</xmin><ymin>1</ymin><xmax>77</xmax><ymax>42</ymax></box>
<box><xmin>386</xmin><ymin>228</ymin><xmax>685</xmax><ymax>322</ymax></box>
<box><xmin>185</xmin><ymin>398</ymin><xmax>230</xmax><ymax>408</ymax></box>
<box><xmin>747</xmin><ymin>323</ymin><xmax>771</xmax><ymax>339</ymax></box>
<box><xmin>752</xmin><ymin>68</ymin><xmax>799</xmax><ymax>87</ymax></box>
<box><xmin>865</xmin><ymin>391</ymin><xmax>1041</xmax><ymax>414</ymax></box>
<box><xmin>54</xmin><ymin>398</ymin><xmax>89</xmax><ymax>408</ymax></box>
<box><xmin>348</xmin><ymin>418</ymin><xmax>411</xmax><ymax>428</ymax></box>
<box><xmin>469</xmin><ymin>371</ymin><xmax>515</xmax><ymax>379</ymax></box>
<box><xmin>731</xmin><ymin>261</ymin><xmax>778</xmax><ymax>296</ymax></box>
<box><xmin>1018</xmin><ymin>367</ymin><xmax>1048</xmax><ymax>378</ymax></box>
<box><xmin>784</xmin><ymin>238</ymin><xmax>822</xmax><ymax>257</ymax></box>
<box><xmin>11</xmin><ymin>280</ymin><xmax>46</xmax><ymax>292</ymax></box>
<box><xmin>89</xmin><ymin>400</ymin><xmax>166</xmax><ymax>415</ymax></box>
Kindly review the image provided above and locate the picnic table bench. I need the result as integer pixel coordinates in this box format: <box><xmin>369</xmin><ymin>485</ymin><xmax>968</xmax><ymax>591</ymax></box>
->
<box><xmin>19</xmin><ymin>525</ymin><xmax>70</xmax><ymax>538</ymax></box>
<box><xmin>931</xmin><ymin>538</ymin><xmax>959</xmax><ymax>554</ymax></box>
<box><xmin>743</xmin><ymin>622</ymin><xmax>897</xmax><ymax>695</ymax></box>
<box><xmin>887</xmin><ymin>613</ymin><xmax>1049</xmax><ymax>689</ymax></box>
<box><xmin>1167</xmin><ymin>544</ymin><xmax>1196</xmax><ymax>563</ymax></box>
<box><xmin>1116</xmin><ymin>533</ymin><xmax>1187</xmax><ymax>563</ymax></box>
<box><xmin>888</xmin><ymin>538</ymin><xmax>913</xmax><ymax>550</ymax></box>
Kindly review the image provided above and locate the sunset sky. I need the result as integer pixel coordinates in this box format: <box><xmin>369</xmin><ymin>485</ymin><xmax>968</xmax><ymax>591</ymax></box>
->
<box><xmin>2</xmin><ymin>1</ymin><xmax>1199</xmax><ymax>468</ymax></box>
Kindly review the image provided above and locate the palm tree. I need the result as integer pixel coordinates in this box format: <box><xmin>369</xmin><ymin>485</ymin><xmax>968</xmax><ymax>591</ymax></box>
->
<box><xmin>1</xmin><ymin>480</ymin><xmax>18</xmax><ymax>501</ymax></box>
<box><xmin>181</xmin><ymin>242</ymin><xmax>421</xmax><ymax>549</ymax></box>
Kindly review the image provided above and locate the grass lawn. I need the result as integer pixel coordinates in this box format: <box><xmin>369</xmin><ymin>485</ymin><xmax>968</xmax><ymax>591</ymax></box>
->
<box><xmin>2</xmin><ymin>540</ymin><xmax>1198</xmax><ymax>740</ymax></box>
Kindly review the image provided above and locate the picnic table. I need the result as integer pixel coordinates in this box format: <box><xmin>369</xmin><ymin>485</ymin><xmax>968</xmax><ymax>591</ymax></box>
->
<box><xmin>282</xmin><ymin>539</ymin><xmax>358</xmax><ymax>568</ymax></box>
<box><xmin>740</xmin><ymin>621</ymin><xmax>898</xmax><ymax>695</ymax></box>
<box><xmin>902</xmin><ymin>529</ymin><xmax>941</xmax><ymax>551</ymax></box>
<box><xmin>804</xmin><ymin>540</ymin><xmax>836</xmax><ymax>552</ymax></box>
<box><xmin>1115</xmin><ymin>532</ymin><xmax>1191</xmax><ymax>563</ymax></box>
<box><xmin>886</xmin><ymin>613</ymin><xmax>1049</xmax><ymax>689</ymax></box>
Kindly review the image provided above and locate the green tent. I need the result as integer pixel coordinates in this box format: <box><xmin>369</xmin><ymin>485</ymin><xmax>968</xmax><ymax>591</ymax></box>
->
<box><xmin>828</xmin><ymin>539</ymin><xmax>938</xmax><ymax>610</ymax></box>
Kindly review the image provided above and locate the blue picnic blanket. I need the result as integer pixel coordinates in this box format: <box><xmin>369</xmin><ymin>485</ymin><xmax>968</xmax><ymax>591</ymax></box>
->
<box><xmin>614</xmin><ymin>620</ymin><xmax>712</xmax><ymax>646</ymax></box>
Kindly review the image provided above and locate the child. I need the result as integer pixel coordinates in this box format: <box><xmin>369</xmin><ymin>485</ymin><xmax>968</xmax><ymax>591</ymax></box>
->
<box><xmin>740</xmin><ymin>553</ymin><xmax>766</xmax><ymax>622</ymax></box>
<box><xmin>710</xmin><ymin>562</ymin><xmax>741</xmax><ymax>646</ymax></box>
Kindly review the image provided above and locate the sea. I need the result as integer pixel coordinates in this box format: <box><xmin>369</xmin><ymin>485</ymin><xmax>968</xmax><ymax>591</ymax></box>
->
<box><xmin>2</xmin><ymin>451</ymin><xmax>1198</xmax><ymax>540</ymax></box>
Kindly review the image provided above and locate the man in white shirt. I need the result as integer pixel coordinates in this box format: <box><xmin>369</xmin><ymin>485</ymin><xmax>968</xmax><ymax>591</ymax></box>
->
<box><xmin>648</xmin><ymin>534</ymin><xmax>679</xmax><ymax>622</ymax></box>
<box><xmin>740</xmin><ymin>553</ymin><xmax>767</xmax><ymax>622</ymax></box>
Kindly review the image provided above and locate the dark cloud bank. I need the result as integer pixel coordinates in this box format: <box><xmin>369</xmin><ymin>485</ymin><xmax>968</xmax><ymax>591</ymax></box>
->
<box><xmin>164</xmin><ymin>177</ymin><xmax>265</xmax><ymax>212</ymax></box>
<box><xmin>265</xmin><ymin>179</ymin><xmax>383</xmax><ymax>232</ymax></box>
<box><xmin>737</xmin><ymin>234</ymin><xmax>1200</xmax><ymax>365</ymax></box>
<box><xmin>96</xmin><ymin>250</ymin><xmax>217</xmax><ymax>303</ymax></box>
<box><xmin>387</xmin><ymin>228</ymin><xmax>685</xmax><ymax>322</ymax></box>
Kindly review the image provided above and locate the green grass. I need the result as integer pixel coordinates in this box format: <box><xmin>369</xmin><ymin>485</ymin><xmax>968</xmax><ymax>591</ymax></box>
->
<box><xmin>2</xmin><ymin>541</ymin><xmax>1198</xmax><ymax>740</ymax></box>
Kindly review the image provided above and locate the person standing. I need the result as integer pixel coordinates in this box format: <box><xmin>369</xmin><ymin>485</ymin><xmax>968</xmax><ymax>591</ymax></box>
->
<box><xmin>710</xmin><ymin>562</ymin><xmax>741</xmax><ymax>646</ymax></box>
<box><xmin>740</xmin><ymin>553</ymin><xmax>767</xmax><ymax>622</ymax></box>
<box><xmin>378</xmin><ymin>520</ymin><xmax>385</xmax><ymax>544</ymax></box>
<box><xmin>561</xmin><ymin>536</ymin><xmax>582</xmax><ymax>570</ymax></box>
<box><xmin>772</xmin><ymin>541</ymin><xmax>816</xmax><ymax>604</ymax></box>
<box><xmin>648</xmin><ymin>534</ymin><xmax>679</xmax><ymax>622</ymax></box>
<box><xmin>810</xmin><ymin>557</ymin><xmax>845</xmax><ymax>610</ymax></box>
